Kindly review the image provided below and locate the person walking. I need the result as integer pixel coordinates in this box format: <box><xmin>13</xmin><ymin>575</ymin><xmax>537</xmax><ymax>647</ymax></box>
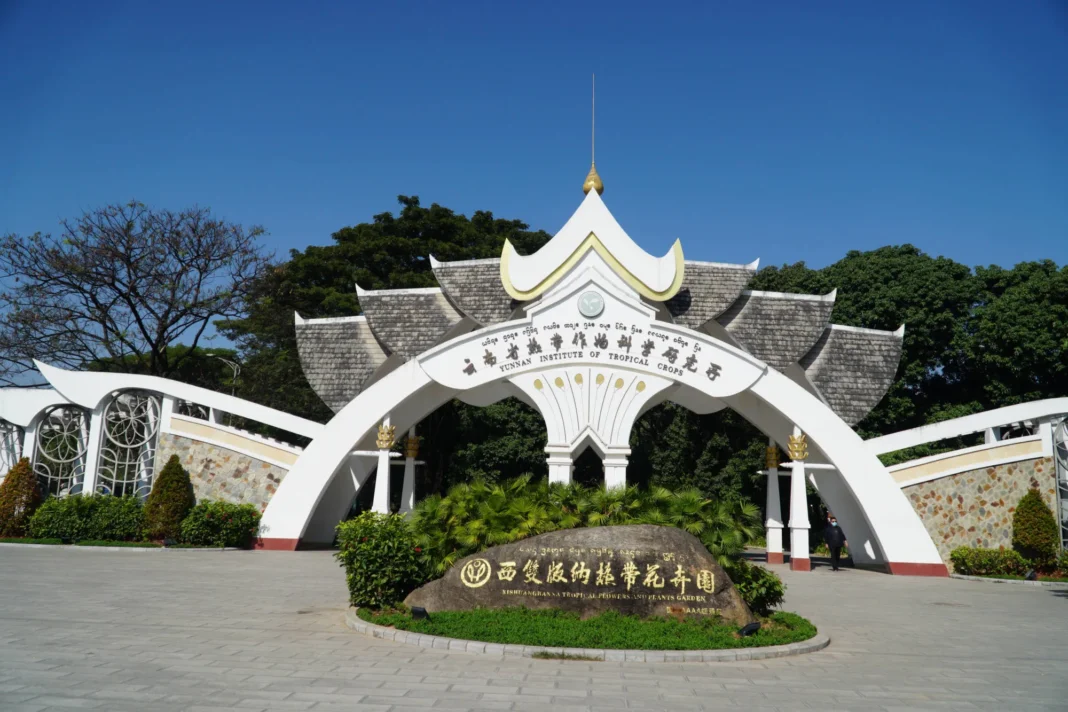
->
<box><xmin>823</xmin><ymin>514</ymin><xmax>847</xmax><ymax>571</ymax></box>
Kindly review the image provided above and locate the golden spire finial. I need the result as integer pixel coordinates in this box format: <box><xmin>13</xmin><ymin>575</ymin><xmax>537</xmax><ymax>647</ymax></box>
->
<box><xmin>583</xmin><ymin>73</ymin><xmax>604</xmax><ymax>195</ymax></box>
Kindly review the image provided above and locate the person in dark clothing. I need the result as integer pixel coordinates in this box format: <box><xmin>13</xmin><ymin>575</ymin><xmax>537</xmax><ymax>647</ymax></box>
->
<box><xmin>823</xmin><ymin>514</ymin><xmax>847</xmax><ymax>571</ymax></box>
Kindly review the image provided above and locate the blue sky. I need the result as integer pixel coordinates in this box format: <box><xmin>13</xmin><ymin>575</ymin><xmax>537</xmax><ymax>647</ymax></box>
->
<box><xmin>2</xmin><ymin>1</ymin><xmax>1065</xmax><ymax>271</ymax></box>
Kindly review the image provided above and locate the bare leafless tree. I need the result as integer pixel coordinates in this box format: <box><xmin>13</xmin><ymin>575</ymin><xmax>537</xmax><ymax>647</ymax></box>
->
<box><xmin>0</xmin><ymin>201</ymin><xmax>272</xmax><ymax>385</ymax></box>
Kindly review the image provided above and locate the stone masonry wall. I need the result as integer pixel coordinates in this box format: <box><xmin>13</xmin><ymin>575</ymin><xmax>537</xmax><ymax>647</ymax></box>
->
<box><xmin>902</xmin><ymin>456</ymin><xmax>1057</xmax><ymax>565</ymax></box>
<box><xmin>155</xmin><ymin>433</ymin><xmax>287</xmax><ymax>513</ymax></box>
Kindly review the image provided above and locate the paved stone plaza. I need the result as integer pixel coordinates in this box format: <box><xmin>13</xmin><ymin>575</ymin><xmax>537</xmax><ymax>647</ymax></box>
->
<box><xmin>0</xmin><ymin>548</ymin><xmax>1064</xmax><ymax>711</ymax></box>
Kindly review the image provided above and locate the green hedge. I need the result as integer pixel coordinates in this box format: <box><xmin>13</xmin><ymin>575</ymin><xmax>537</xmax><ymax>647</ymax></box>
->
<box><xmin>336</xmin><ymin>512</ymin><xmax>427</xmax><ymax>608</ymax></box>
<box><xmin>179</xmin><ymin>501</ymin><xmax>261</xmax><ymax>548</ymax></box>
<box><xmin>949</xmin><ymin>546</ymin><xmax>1029</xmax><ymax>576</ymax></box>
<box><xmin>355</xmin><ymin>607</ymin><xmax>816</xmax><ymax>650</ymax></box>
<box><xmin>28</xmin><ymin>495</ymin><xmax>144</xmax><ymax>542</ymax></box>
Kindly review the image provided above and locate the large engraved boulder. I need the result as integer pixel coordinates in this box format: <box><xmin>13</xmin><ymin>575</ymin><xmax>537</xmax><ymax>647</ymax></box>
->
<box><xmin>404</xmin><ymin>525</ymin><xmax>755</xmax><ymax>626</ymax></box>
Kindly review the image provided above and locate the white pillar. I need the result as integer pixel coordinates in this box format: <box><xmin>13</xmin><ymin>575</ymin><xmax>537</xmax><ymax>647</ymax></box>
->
<box><xmin>603</xmin><ymin>452</ymin><xmax>628</xmax><ymax>489</ymax></box>
<box><xmin>80</xmin><ymin>403</ymin><xmax>106</xmax><ymax>497</ymax></box>
<box><xmin>788</xmin><ymin>426</ymin><xmax>811</xmax><ymax>571</ymax></box>
<box><xmin>399</xmin><ymin>427</ymin><xmax>417</xmax><ymax>514</ymax></box>
<box><xmin>765</xmin><ymin>440</ymin><xmax>784</xmax><ymax>564</ymax></box>
<box><xmin>547</xmin><ymin>446</ymin><xmax>572</xmax><ymax>485</ymax></box>
<box><xmin>22</xmin><ymin>419</ymin><xmax>38</xmax><ymax>473</ymax></box>
<box><xmin>371</xmin><ymin>416</ymin><xmax>393</xmax><ymax>514</ymax></box>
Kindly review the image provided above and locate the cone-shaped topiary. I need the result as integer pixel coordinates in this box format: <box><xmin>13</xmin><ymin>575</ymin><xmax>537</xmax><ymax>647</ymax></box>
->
<box><xmin>0</xmin><ymin>458</ymin><xmax>43</xmax><ymax>537</ymax></box>
<box><xmin>142</xmin><ymin>454</ymin><xmax>195</xmax><ymax>541</ymax></box>
<box><xmin>1012</xmin><ymin>488</ymin><xmax>1059</xmax><ymax>570</ymax></box>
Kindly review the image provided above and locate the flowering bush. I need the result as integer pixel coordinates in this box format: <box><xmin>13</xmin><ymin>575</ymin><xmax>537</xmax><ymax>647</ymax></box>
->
<box><xmin>179</xmin><ymin>501</ymin><xmax>260</xmax><ymax>548</ymax></box>
<box><xmin>335</xmin><ymin>512</ymin><xmax>428</xmax><ymax>608</ymax></box>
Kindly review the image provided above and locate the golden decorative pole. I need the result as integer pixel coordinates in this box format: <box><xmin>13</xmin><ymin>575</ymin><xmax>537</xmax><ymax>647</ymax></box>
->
<box><xmin>583</xmin><ymin>74</ymin><xmax>604</xmax><ymax>195</ymax></box>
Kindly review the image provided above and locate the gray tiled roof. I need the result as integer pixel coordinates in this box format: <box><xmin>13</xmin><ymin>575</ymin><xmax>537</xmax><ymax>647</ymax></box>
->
<box><xmin>717</xmin><ymin>290</ymin><xmax>836</xmax><ymax>371</ymax></box>
<box><xmin>800</xmin><ymin>324</ymin><xmax>904</xmax><ymax>426</ymax></box>
<box><xmin>666</xmin><ymin>260</ymin><xmax>758</xmax><ymax>328</ymax></box>
<box><xmin>431</xmin><ymin>257</ymin><xmax>520</xmax><ymax>326</ymax></box>
<box><xmin>357</xmin><ymin>286</ymin><xmax>464</xmax><ymax>359</ymax></box>
<box><xmin>294</xmin><ymin>315</ymin><xmax>387</xmax><ymax>413</ymax></box>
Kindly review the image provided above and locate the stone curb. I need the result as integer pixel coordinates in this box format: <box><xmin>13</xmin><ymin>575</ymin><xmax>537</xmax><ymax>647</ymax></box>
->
<box><xmin>0</xmin><ymin>543</ymin><xmax>239</xmax><ymax>552</ymax></box>
<box><xmin>344</xmin><ymin>608</ymin><xmax>830</xmax><ymax>662</ymax></box>
<box><xmin>950</xmin><ymin>573</ymin><xmax>1068</xmax><ymax>589</ymax></box>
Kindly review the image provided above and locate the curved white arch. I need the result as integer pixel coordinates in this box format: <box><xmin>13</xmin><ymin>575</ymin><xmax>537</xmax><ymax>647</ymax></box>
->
<box><xmin>34</xmin><ymin>361</ymin><xmax>323</xmax><ymax>440</ymax></box>
<box><xmin>260</xmin><ymin>322</ymin><xmax>946</xmax><ymax>574</ymax></box>
<box><xmin>0</xmin><ymin>388</ymin><xmax>69</xmax><ymax>427</ymax></box>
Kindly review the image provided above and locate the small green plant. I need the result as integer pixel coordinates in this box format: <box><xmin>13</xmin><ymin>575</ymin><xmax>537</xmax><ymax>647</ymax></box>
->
<box><xmin>949</xmin><ymin>546</ymin><xmax>1029</xmax><ymax>576</ymax></box>
<box><xmin>28</xmin><ymin>495</ymin><xmax>144</xmax><ymax>542</ymax></box>
<box><xmin>335</xmin><ymin>512</ymin><xmax>428</xmax><ymax>608</ymax></box>
<box><xmin>143</xmin><ymin>454</ymin><xmax>195</xmax><ymax>541</ymax></box>
<box><xmin>724</xmin><ymin>559</ymin><xmax>786</xmax><ymax>615</ymax></box>
<box><xmin>179</xmin><ymin>501</ymin><xmax>261</xmax><ymax>548</ymax></box>
<box><xmin>1058</xmin><ymin>550</ymin><xmax>1068</xmax><ymax>575</ymax></box>
<box><xmin>1012</xmin><ymin>489</ymin><xmax>1059</xmax><ymax>570</ymax></box>
<box><xmin>0</xmin><ymin>458</ymin><xmax>43</xmax><ymax>537</ymax></box>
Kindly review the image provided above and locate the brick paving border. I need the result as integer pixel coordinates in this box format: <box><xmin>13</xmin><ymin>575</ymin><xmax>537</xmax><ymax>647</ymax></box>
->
<box><xmin>344</xmin><ymin>607</ymin><xmax>830</xmax><ymax>662</ymax></box>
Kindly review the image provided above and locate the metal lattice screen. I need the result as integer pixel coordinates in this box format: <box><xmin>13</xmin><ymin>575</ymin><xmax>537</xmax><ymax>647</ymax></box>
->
<box><xmin>0</xmin><ymin>419</ymin><xmax>24</xmax><ymax>477</ymax></box>
<box><xmin>1055</xmin><ymin>419</ymin><xmax>1068</xmax><ymax>552</ymax></box>
<box><xmin>33</xmin><ymin>406</ymin><xmax>89</xmax><ymax>497</ymax></box>
<box><xmin>96</xmin><ymin>391</ymin><xmax>162</xmax><ymax>499</ymax></box>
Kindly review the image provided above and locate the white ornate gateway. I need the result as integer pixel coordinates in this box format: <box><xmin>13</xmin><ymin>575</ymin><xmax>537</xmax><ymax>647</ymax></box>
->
<box><xmin>9</xmin><ymin>168</ymin><xmax>1065</xmax><ymax>575</ymax></box>
<box><xmin>270</xmin><ymin>168</ymin><xmax>946</xmax><ymax>575</ymax></box>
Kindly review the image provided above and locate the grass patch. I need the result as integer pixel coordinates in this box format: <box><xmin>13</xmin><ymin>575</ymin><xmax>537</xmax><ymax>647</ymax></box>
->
<box><xmin>73</xmin><ymin>540</ymin><xmax>162</xmax><ymax>548</ymax></box>
<box><xmin>531</xmin><ymin>651</ymin><xmax>602</xmax><ymax>661</ymax></box>
<box><xmin>356</xmin><ymin>607</ymin><xmax>816</xmax><ymax>650</ymax></box>
<box><xmin>0</xmin><ymin>537</ymin><xmax>64</xmax><ymax>545</ymax></box>
<box><xmin>967</xmin><ymin>573</ymin><xmax>1068</xmax><ymax>583</ymax></box>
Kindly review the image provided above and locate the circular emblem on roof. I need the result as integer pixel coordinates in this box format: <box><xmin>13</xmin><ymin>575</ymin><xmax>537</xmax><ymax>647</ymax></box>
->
<box><xmin>578</xmin><ymin>291</ymin><xmax>604</xmax><ymax>318</ymax></box>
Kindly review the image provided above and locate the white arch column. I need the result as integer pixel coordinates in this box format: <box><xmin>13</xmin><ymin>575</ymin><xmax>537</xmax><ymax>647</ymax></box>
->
<box><xmin>786</xmin><ymin>426</ymin><xmax>811</xmax><ymax>571</ymax></box>
<box><xmin>764</xmin><ymin>439</ymin><xmax>784</xmax><ymax>564</ymax></box>
<box><xmin>399</xmin><ymin>427</ymin><xmax>418</xmax><ymax>513</ymax></box>
<box><xmin>371</xmin><ymin>416</ymin><xmax>394</xmax><ymax>514</ymax></box>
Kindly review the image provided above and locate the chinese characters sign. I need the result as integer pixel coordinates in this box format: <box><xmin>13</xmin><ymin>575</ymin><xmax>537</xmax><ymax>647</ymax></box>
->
<box><xmin>404</xmin><ymin>525</ymin><xmax>756</xmax><ymax>625</ymax></box>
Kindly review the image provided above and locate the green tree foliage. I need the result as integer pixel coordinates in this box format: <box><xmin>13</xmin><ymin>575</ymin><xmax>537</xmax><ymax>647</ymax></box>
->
<box><xmin>143</xmin><ymin>454</ymin><xmax>196</xmax><ymax>541</ymax></box>
<box><xmin>0</xmin><ymin>458</ymin><xmax>42</xmax><ymax>537</ymax></box>
<box><xmin>1011</xmin><ymin>488</ymin><xmax>1060</xmax><ymax>569</ymax></box>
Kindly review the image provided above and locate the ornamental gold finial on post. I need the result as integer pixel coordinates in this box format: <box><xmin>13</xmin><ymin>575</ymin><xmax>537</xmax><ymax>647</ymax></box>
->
<box><xmin>376</xmin><ymin>424</ymin><xmax>396</xmax><ymax>450</ymax></box>
<box><xmin>765</xmin><ymin>446</ymin><xmax>780</xmax><ymax>470</ymax></box>
<box><xmin>788</xmin><ymin>433</ymin><xmax>808</xmax><ymax>461</ymax></box>
<box><xmin>582</xmin><ymin>73</ymin><xmax>604</xmax><ymax>196</ymax></box>
<box><xmin>405</xmin><ymin>435</ymin><xmax>420</xmax><ymax>459</ymax></box>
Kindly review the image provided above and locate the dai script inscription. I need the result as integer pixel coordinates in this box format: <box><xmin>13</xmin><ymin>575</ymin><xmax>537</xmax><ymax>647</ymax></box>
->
<box><xmin>404</xmin><ymin>525</ymin><xmax>755</xmax><ymax>625</ymax></box>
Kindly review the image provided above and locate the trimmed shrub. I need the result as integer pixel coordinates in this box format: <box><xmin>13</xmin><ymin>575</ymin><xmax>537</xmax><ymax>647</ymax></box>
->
<box><xmin>143</xmin><ymin>454</ymin><xmax>195</xmax><ymax>541</ymax></box>
<box><xmin>949</xmin><ymin>546</ymin><xmax>1029</xmax><ymax>576</ymax></box>
<box><xmin>1058</xmin><ymin>549</ymin><xmax>1068</xmax><ymax>575</ymax></box>
<box><xmin>724</xmin><ymin>558</ymin><xmax>786</xmax><ymax>615</ymax></box>
<box><xmin>0</xmin><ymin>458</ymin><xmax>43</xmax><ymax>537</ymax></box>
<box><xmin>28</xmin><ymin>495</ymin><xmax>144</xmax><ymax>541</ymax></box>
<box><xmin>336</xmin><ymin>512</ymin><xmax>428</xmax><ymax>608</ymax></box>
<box><xmin>179</xmin><ymin>501</ymin><xmax>261</xmax><ymax>548</ymax></box>
<box><xmin>1012</xmin><ymin>488</ymin><xmax>1059</xmax><ymax>569</ymax></box>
